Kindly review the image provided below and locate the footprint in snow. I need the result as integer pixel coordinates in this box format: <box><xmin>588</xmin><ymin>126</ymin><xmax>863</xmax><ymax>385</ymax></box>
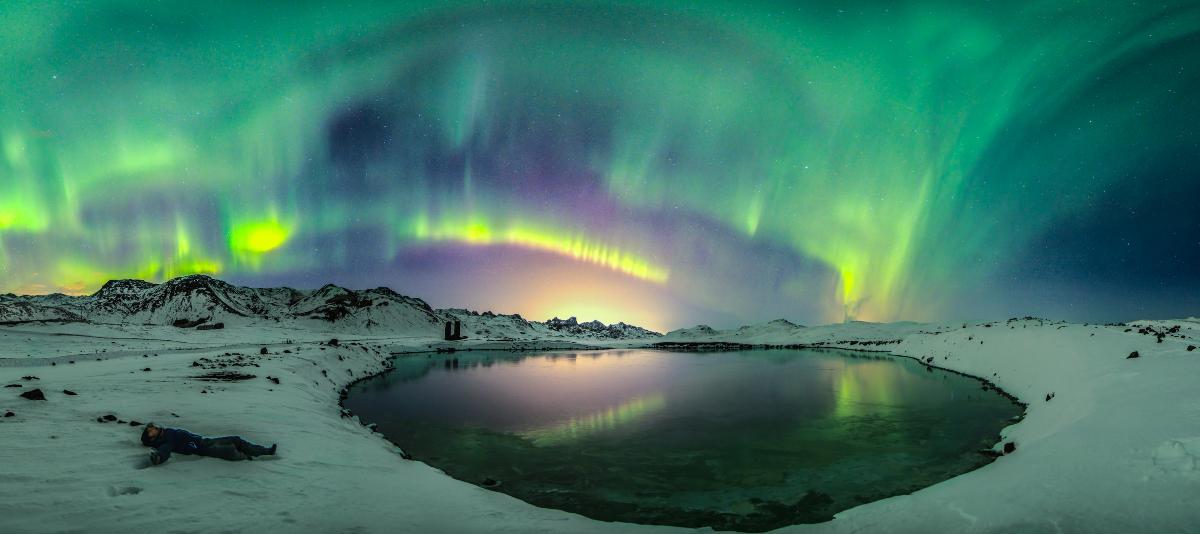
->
<box><xmin>1152</xmin><ymin>438</ymin><xmax>1199</xmax><ymax>476</ymax></box>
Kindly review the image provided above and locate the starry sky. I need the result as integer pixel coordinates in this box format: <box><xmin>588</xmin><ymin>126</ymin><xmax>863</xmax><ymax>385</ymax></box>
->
<box><xmin>2</xmin><ymin>1</ymin><xmax>1199</xmax><ymax>330</ymax></box>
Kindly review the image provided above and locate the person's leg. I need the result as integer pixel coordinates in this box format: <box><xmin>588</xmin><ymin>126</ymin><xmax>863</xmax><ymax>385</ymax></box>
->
<box><xmin>200</xmin><ymin>437</ymin><xmax>248</xmax><ymax>461</ymax></box>
<box><xmin>225</xmin><ymin>436</ymin><xmax>275</xmax><ymax>457</ymax></box>
<box><xmin>242</xmin><ymin>437</ymin><xmax>275</xmax><ymax>457</ymax></box>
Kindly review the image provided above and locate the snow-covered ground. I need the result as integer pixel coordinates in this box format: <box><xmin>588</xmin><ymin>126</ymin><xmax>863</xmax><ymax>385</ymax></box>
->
<box><xmin>2</xmin><ymin>317</ymin><xmax>1199</xmax><ymax>533</ymax></box>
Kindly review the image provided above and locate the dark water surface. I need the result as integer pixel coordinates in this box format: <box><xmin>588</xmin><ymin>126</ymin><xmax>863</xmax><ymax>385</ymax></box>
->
<box><xmin>344</xmin><ymin>349</ymin><xmax>1022</xmax><ymax>531</ymax></box>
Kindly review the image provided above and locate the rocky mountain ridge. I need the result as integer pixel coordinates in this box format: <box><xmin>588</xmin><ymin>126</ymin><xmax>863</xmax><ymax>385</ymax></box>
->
<box><xmin>544</xmin><ymin>316</ymin><xmax>661</xmax><ymax>339</ymax></box>
<box><xmin>0</xmin><ymin>275</ymin><xmax>660</xmax><ymax>340</ymax></box>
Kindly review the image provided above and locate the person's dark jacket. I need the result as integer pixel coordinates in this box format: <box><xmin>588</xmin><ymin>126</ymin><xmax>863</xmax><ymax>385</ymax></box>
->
<box><xmin>141</xmin><ymin>426</ymin><xmax>206</xmax><ymax>465</ymax></box>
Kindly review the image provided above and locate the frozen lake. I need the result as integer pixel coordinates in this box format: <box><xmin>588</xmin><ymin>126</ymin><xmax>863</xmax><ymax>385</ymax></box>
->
<box><xmin>344</xmin><ymin>348</ymin><xmax>1023</xmax><ymax>531</ymax></box>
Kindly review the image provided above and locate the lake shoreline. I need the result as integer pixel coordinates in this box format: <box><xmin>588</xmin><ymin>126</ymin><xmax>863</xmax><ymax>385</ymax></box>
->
<box><xmin>342</xmin><ymin>345</ymin><xmax>1026</xmax><ymax>531</ymax></box>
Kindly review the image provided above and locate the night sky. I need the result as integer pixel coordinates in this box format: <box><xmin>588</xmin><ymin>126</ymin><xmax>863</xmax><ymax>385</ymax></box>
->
<box><xmin>2</xmin><ymin>1</ymin><xmax>1198</xmax><ymax>330</ymax></box>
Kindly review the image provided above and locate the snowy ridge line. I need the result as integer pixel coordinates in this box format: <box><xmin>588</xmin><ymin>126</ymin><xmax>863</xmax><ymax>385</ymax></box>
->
<box><xmin>0</xmin><ymin>274</ymin><xmax>663</xmax><ymax>341</ymax></box>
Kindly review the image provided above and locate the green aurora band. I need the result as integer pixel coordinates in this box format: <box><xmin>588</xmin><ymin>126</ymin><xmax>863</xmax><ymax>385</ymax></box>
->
<box><xmin>2</xmin><ymin>1</ymin><xmax>1198</xmax><ymax>324</ymax></box>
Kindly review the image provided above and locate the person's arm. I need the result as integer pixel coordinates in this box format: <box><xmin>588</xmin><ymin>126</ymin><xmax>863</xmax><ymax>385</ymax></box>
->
<box><xmin>149</xmin><ymin>431</ymin><xmax>181</xmax><ymax>465</ymax></box>
<box><xmin>150</xmin><ymin>442</ymin><xmax>172</xmax><ymax>465</ymax></box>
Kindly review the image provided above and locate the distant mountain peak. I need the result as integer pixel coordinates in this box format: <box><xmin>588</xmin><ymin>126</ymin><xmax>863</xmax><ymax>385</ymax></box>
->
<box><xmin>95</xmin><ymin>279</ymin><xmax>157</xmax><ymax>296</ymax></box>
<box><xmin>3</xmin><ymin>275</ymin><xmax>661</xmax><ymax>340</ymax></box>
<box><xmin>544</xmin><ymin>316</ymin><xmax>660</xmax><ymax>338</ymax></box>
<box><xmin>738</xmin><ymin>318</ymin><xmax>803</xmax><ymax>331</ymax></box>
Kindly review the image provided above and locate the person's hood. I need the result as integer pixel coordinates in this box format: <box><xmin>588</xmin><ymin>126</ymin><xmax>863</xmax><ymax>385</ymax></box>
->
<box><xmin>140</xmin><ymin>424</ymin><xmax>158</xmax><ymax>446</ymax></box>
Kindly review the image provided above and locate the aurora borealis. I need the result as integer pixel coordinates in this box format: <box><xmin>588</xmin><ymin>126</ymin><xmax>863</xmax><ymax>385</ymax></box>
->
<box><xmin>2</xmin><ymin>1</ymin><xmax>1199</xmax><ymax>330</ymax></box>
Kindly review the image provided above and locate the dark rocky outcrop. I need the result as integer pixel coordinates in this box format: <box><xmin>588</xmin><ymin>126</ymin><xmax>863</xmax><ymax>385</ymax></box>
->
<box><xmin>651</xmin><ymin>341</ymin><xmax>756</xmax><ymax>351</ymax></box>
<box><xmin>193</xmin><ymin>371</ymin><xmax>257</xmax><ymax>381</ymax></box>
<box><xmin>797</xmin><ymin>490</ymin><xmax>834</xmax><ymax>509</ymax></box>
<box><xmin>19</xmin><ymin>388</ymin><xmax>46</xmax><ymax>401</ymax></box>
<box><xmin>546</xmin><ymin>316</ymin><xmax>661</xmax><ymax>339</ymax></box>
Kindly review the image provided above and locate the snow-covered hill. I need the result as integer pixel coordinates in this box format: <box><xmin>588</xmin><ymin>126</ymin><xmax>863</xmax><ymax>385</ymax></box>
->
<box><xmin>0</xmin><ymin>295</ymin><xmax>84</xmax><ymax>323</ymax></box>
<box><xmin>661</xmin><ymin>324</ymin><xmax>721</xmax><ymax>339</ymax></box>
<box><xmin>0</xmin><ymin>276</ymin><xmax>448</xmax><ymax>337</ymax></box>
<box><xmin>660</xmin><ymin>319</ymin><xmax>938</xmax><ymax>346</ymax></box>
<box><xmin>660</xmin><ymin>319</ymin><xmax>803</xmax><ymax>343</ymax></box>
<box><xmin>440</xmin><ymin>308</ymin><xmax>556</xmax><ymax>340</ymax></box>
<box><xmin>0</xmin><ymin>275</ymin><xmax>659</xmax><ymax>340</ymax></box>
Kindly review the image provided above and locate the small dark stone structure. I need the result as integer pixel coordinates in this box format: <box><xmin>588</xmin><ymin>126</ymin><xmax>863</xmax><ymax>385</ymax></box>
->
<box><xmin>444</xmin><ymin>320</ymin><xmax>466</xmax><ymax>341</ymax></box>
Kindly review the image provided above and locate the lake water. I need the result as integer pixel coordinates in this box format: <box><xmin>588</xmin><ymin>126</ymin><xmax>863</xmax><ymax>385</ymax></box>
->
<box><xmin>344</xmin><ymin>348</ymin><xmax>1023</xmax><ymax>531</ymax></box>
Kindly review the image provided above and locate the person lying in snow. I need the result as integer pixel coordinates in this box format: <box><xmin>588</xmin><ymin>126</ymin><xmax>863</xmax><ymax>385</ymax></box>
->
<box><xmin>140</xmin><ymin>422</ymin><xmax>277</xmax><ymax>465</ymax></box>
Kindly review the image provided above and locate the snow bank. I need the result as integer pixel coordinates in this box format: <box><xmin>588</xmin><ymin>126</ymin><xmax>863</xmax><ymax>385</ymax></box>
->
<box><xmin>0</xmin><ymin>327</ymin><xmax>677</xmax><ymax>534</ymax></box>
<box><xmin>784</xmin><ymin>318</ymin><xmax>1200</xmax><ymax>533</ymax></box>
